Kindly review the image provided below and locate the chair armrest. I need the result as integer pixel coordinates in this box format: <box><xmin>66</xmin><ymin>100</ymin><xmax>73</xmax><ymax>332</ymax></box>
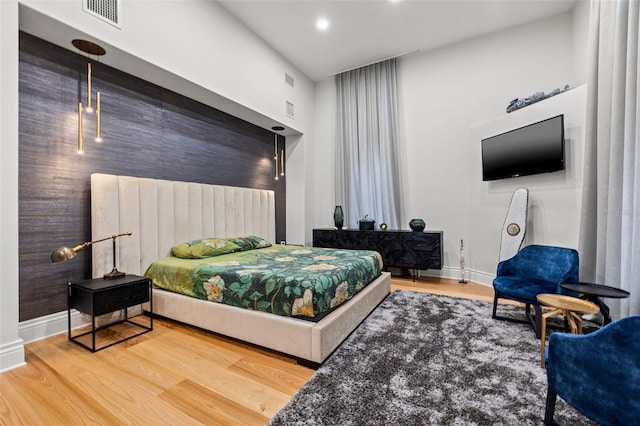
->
<box><xmin>496</xmin><ymin>257</ymin><xmax>519</xmax><ymax>277</ymax></box>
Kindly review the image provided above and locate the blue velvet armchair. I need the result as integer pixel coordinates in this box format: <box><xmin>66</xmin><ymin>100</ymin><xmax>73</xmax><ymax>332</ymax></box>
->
<box><xmin>544</xmin><ymin>316</ymin><xmax>640</xmax><ymax>425</ymax></box>
<box><xmin>492</xmin><ymin>245</ymin><xmax>579</xmax><ymax>338</ymax></box>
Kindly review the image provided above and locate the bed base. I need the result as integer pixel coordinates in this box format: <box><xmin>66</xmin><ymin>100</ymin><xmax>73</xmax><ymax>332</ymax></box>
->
<box><xmin>146</xmin><ymin>272</ymin><xmax>390</xmax><ymax>364</ymax></box>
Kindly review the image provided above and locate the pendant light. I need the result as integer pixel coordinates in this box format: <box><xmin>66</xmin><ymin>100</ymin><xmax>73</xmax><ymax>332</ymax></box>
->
<box><xmin>72</xmin><ymin>39</ymin><xmax>106</xmax><ymax>152</ymax></box>
<box><xmin>271</xmin><ymin>126</ymin><xmax>285</xmax><ymax>180</ymax></box>
<box><xmin>86</xmin><ymin>62</ymin><xmax>93</xmax><ymax>113</ymax></box>
<box><xmin>96</xmin><ymin>92</ymin><xmax>102</xmax><ymax>142</ymax></box>
<box><xmin>274</xmin><ymin>133</ymin><xmax>278</xmax><ymax>180</ymax></box>
<box><xmin>78</xmin><ymin>102</ymin><xmax>84</xmax><ymax>154</ymax></box>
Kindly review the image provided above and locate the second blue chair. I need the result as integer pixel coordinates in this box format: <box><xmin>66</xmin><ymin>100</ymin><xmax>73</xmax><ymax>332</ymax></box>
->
<box><xmin>544</xmin><ymin>316</ymin><xmax>640</xmax><ymax>425</ymax></box>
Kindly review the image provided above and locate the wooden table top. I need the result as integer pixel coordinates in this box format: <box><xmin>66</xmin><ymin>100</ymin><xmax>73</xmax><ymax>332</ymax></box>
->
<box><xmin>537</xmin><ymin>294</ymin><xmax>600</xmax><ymax>314</ymax></box>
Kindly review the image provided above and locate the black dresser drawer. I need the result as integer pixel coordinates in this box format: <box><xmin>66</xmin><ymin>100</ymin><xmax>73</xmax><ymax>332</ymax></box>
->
<box><xmin>69</xmin><ymin>275</ymin><xmax>151</xmax><ymax>316</ymax></box>
<box><xmin>312</xmin><ymin>229</ymin><xmax>443</xmax><ymax>271</ymax></box>
<box><xmin>91</xmin><ymin>281</ymin><xmax>149</xmax><ymax>316</ymax></box>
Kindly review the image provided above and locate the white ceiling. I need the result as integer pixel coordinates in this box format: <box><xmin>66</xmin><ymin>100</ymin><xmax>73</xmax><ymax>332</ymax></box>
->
<box><xmin>218</xmin><ymin>0</ymin><xmax>577</xmax><ymax>82</ymax></box>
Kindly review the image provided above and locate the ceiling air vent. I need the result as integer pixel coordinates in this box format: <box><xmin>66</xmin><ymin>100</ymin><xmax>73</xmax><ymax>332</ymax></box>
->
<box><xmin>285</xmin><ymin>73</ymin><xmax>295</xmax><ymax>88</ymax></box>
<box><xmin>84</xmin><ymin>0</ymin><xmax>120</xmax><ymax>28</ymax></box>
<box><xmin>286</xmin><ymin>101</ymin><xmax>294</xmax><ymax>119</ymax></box>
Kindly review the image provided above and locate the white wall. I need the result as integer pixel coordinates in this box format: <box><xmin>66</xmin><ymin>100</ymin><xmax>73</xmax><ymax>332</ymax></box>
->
<box><xmin>400</xmin><ymin>11</ymin><xmax>584</xmax><ymax>282</ymax></box>
<box><xmin>312</xmin><ymin>10</ymin><xmax>589</xmax><ymax>280</ymax></box>
<box><xmin>0</xmin><ymin>0</ymin><xmax>25</xmax><ymax>372</ymax></box>
<box><xmin>572</xmin><ymin>0</ymin><xmax>591</xmax><ymax>85</ymax></box>
<box><xmin>309</xmin><ymin>78</ymin><xmax>338</xmax><ymax>245</ymax></box>
<box><xmin>468</xmin><ymin>86</ymin><xmax>586</xmax><ymax>284</ymax></box>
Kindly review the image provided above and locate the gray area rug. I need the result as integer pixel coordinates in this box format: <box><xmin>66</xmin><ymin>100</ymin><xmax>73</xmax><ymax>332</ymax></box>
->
<box><xmin>270</xmin><ymin>291</ymin><xmax>596</xmax><ymax>425</ymax></box>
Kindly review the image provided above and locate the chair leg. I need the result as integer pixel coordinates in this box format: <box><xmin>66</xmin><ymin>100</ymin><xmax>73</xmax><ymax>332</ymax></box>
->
<box><xmin>543</xmin><ymin>386</ymin><xmax>557</xmax><ymax>426</ymax></box>
<box><xmin>494</xmin><ymin>296</ymin><xmax>540</xmax><ymax>333</ymax></box>
<box><xmin>524</xmin><ymin>304</ymin><xmax>543</xmax><ymax>339</ymax></box>
<box><xmin>534</xmin><ymin>305</ymin><xmax>542</xmax><ymax>339</ymax></box>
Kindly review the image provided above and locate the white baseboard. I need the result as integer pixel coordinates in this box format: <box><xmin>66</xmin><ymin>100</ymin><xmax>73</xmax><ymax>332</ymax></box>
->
<box><xmin>18</xmin><ymin>306</ymin><xmax>145</xmax><ymax>346</ymax></box>
<box><xmin>18</xmin><ymin>309</ymin><xmax>86</xmax><ymax>344</ymax></box>
<box><xmin>419</xmin><ymin>267</ymin><xmax>495</xmax><ymax>287</ymax></box>
<box><xmin>3</xmin><ymin>306</ymin><xmax>147</xmax><ymax>372</ymax></box>
<box><xmin>0</xmin><ymin>338</ymin><xmax>26</xmax><ymax>373</ymax></box>
<box><xmin>466</xmin><ymin>269</ymin><xmax>495</xmax><ymax>287</ymax></box>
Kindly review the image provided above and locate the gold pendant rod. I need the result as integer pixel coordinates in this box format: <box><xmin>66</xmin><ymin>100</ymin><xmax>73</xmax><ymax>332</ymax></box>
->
<box><xmin>96</xmin><ymin>92</ymin><xmax>102</xmax><ymax>142</ymax></box>
<box><xmin>280</xmin><ymin>149</ymin><xmax>284</xmax><ymax>176</ymax></box>
<box><xmin>78</xmin><ymin>102</ymin><xmax>84</xmax><ymax>154</ymax></box>
<box><xmin>274</xmin><ymin>132</ymin><xmax>278</xmax><ymax>160</ymax></box>
<box><xmin>86</xmin><ymin>62</ymin><xmax>93</xmax><ymax>112</ymax></box>
<box><xmin>274</xmin><ymin>156</ymin><xmax>279</xmax><ymax>180</ymax></box>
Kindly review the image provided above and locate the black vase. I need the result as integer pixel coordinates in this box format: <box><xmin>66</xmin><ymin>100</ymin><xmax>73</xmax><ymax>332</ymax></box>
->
<box><xmin>334</xmin><ymin>206</ymin><xmax>344</xmax><ymax>229</ymax></box>
<box><xmin>409</xmin><ymin>218</ymin><xmax>425</xmax><ymax>232</ymax></box>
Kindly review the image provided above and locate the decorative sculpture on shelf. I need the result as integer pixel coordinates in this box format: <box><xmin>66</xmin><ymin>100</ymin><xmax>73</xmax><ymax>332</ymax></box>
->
<box><xmin>459</xmin><ymin>239</ymin><xmax>467</xmax><ymax>284</ymax></box>
<box><xmin>506</xmin><ymin>85</ymin><xmax>570</xmax><ymax>113</ymax></box>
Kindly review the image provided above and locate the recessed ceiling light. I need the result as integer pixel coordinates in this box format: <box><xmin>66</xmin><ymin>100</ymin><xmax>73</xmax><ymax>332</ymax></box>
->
<box><xmin>316</xmin><ymin>18</ymin><xmax>329</xmax><ymax>31</ymax></box>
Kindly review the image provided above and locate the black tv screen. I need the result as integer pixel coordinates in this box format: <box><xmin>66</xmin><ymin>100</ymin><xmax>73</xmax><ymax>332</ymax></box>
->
<box><xmin>481</xmin><ymin>114</ymin><xmax>565</xmax><ymax>181</ymax></box>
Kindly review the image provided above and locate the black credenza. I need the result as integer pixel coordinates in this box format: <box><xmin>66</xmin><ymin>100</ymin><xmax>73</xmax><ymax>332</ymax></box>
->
<box><xmin>312</xmin><ymin>228</ymin><xmax>443</xmax><ymax>271</ymax></box>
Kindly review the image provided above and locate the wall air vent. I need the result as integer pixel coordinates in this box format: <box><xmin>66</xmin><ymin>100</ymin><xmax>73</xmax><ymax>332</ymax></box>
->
<box><xmin>84</xmin><ymin>0</ymin><xmax>120</xmax><ymax>28</ymax></box>
<box><xmin>286</xmin><ymin>101</ymin><xmax>294</xmax><ymax>119</ymax></box>
<box><xmin>285</xmin><ymin>73</ymin><xmax>295</xmax><ymax>88</ymax></box>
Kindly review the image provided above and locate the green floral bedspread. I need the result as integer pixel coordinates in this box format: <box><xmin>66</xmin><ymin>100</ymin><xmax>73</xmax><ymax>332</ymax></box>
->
<box><xmin>144</xmin><ymin>245</ymin><xmax>383</xmax><ymax>319</ymax></box>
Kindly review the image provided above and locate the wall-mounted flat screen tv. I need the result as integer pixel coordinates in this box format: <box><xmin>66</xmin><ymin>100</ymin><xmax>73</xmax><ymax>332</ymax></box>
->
<box><xmin>481</xmin><ymin>114</ymin><xmax>565</xmax><ymax>181</ymax></box>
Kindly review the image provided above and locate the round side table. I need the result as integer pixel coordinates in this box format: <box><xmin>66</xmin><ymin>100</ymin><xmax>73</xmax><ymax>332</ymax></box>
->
<box><xmin>559</xmin><ymin>282</ymin><xmax>630</xmax><ymax>325</ymax></box>
<box><xmin>536</xmin><ymin>294</ymin><xmax>599</xmax><ymax>368</ymax></box>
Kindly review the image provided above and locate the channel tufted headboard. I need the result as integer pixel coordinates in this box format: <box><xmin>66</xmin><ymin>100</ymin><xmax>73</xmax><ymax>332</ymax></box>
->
<box><xmin>90</xmin><ymin>173</ymin><xmax>275</xmax><ymax>279</ymax></box>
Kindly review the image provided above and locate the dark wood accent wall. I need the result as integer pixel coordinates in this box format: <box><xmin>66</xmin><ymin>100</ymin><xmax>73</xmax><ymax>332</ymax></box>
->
<box><xmin>18</xmin><ymin>32</ymin><xmax>286</xmax><ymax>321</ymax></box>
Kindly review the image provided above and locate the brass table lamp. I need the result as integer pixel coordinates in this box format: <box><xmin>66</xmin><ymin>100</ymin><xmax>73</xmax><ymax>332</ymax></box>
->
<box><xmin>51</xmin><ymin>231</ymin><xmax>132</xmax><ymax>279</ymax></box>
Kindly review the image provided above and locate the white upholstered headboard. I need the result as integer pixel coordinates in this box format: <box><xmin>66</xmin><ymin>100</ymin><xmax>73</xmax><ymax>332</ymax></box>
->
<box><xmin>91</xmin><ymin>173</ymin><xmax>276</xmax><ymax>279</ymax></box>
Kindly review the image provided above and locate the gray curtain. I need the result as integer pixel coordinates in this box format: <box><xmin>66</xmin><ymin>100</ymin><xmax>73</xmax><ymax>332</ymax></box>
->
<box><xmin>335</xmin><ymin>59</ymin><xmax>402</xmax><ymax>229</ymax></box>
<box><xmin>579</xmin><ymin>0</ymin><xmax>639</xmax><ymax>318</ymax></box>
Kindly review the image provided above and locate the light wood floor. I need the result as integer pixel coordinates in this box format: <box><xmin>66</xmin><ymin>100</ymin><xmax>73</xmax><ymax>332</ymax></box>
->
<box><xmin>0</xmin><ymin>277</ymin><xmax>494</xmax><ymax>425</ymax></box>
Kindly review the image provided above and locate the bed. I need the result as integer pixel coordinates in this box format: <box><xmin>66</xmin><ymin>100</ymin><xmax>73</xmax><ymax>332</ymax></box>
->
<box><xmin>90</xmin><ymin>173</ymin><xmax>391</xmax><ymax>363</ymax></box>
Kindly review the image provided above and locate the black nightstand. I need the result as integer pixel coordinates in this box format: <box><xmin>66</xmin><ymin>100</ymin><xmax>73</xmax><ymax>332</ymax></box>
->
<box><xmin>68</xmin><ymin>274</ymin><xmax>153</xmax><ymax>352</ymax></box>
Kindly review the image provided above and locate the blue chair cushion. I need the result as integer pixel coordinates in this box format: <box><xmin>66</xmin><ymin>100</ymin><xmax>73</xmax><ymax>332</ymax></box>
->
<box><xmin>493</xmin><ymin>276</ymin><xmax>559</xmax><ymax>304</ymax></box>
